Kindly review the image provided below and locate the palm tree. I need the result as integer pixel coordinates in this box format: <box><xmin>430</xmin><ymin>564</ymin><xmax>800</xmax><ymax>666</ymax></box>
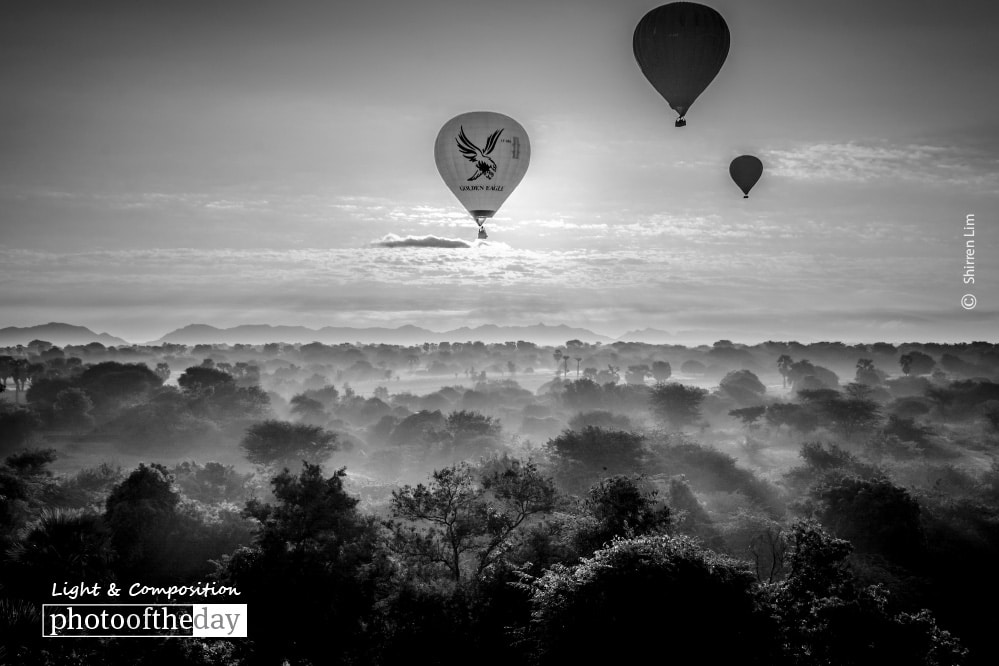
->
<box><xmin>6</xmin><ymin>509</ymin><xmax>114</xmax><ymax>582</ymax></box>
<box><xmin>855</xmin><ymin>358</ymin><xmax>880</xmax><ymax>386</ymax></box>
<box><xmin>575</xmin><ymin>357</ymin><xmax>582</xmax><ymax>378</ymax></box>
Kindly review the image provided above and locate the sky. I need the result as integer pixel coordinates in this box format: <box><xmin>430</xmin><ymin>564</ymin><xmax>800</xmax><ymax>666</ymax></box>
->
<box><xmin>1</xmin><ymin>0</ymin><xmax>997</xmax><ymax>344</ymax></box>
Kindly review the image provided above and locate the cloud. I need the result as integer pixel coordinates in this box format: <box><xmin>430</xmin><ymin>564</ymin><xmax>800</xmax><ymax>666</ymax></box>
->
<box><xmin>1</xmin><ymin>237</ymin><xmax>986</xmax><ymax>345</ymax></box>
<box><xmin>371</xmin><ymin>234</ymin><xmax>471</xmax><ymax>249</ymax></box>
<box><xmin>765</xmin><ymin>140</ymin><xmax>999</xmax><ymax>191</ymax></box>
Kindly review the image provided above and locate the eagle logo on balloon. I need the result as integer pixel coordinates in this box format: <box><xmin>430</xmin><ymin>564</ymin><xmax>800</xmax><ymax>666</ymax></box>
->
<box><xmin>456</xmin><ymin>126</ymin><xmax>504</xmax><ymax>181</ymax></box>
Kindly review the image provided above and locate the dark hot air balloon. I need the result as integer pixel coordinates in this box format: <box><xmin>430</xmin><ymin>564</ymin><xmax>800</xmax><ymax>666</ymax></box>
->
<box><xmin>729</xmin><ymin>155</ymin><xmax>763</xmax><ymax>198</ymax></box>
<box><xmin>434</xmin><ymin>111</ymin><xmax>531</xmax><ymax>239</ymax></box>
<box><xmin>633</xmin><ymin>3</ymin><xmax>730</xmax><ymax>127</ymax></box>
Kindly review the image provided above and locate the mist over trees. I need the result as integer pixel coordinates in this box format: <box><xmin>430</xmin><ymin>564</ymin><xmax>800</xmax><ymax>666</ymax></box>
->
<box><xmin>1</xmin><ymin>336</ymin><xmax>998</xmax><ymax>664</ymax></box>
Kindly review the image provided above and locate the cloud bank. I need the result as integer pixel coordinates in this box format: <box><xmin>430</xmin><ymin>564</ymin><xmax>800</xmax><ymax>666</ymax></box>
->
<box><xmin>372</xmin><ymin>234</ymin><xmax>471</xmax><ymax>249</ymax></box>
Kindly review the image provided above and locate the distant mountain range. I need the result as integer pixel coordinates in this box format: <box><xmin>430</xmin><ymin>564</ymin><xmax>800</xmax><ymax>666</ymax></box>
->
<box><xmin>0</xmin><ymin>322</ymin><xmax>721</xmax><ymax>348</ymax></box>
<box><xmin>616</xmin><ymin>328</ymin><xmax>675</xmax><ymax>344</ymax></box>
<box><xmin>0</xmin><ymin>322</ymin><xmax>631</xmax><ymax>347</ymax></box>
<box><xmin>153</xmin><ymin>323</ymin><xmax>617</xmax><ymax>347</ymax></box>
<box><xmin>0</xmin><ymin>323</ymin><xmax>129</xmax><ymax>348</ymax></box>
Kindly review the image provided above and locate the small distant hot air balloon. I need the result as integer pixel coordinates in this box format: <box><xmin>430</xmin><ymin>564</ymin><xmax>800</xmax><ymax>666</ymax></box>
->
<box><xmin>434</xmin><ymin>111</ymin><xmax>531</xmax><ymax>239</ymax></box>
<box><xmin>633</xmin><ymin>3</ymin><xmax>730</xmax><ymax>127</ymax></box>
<box><xmin>729</xmin><ymin>155</ymin><xmax>763</xmax><ymax>198</ymax></box>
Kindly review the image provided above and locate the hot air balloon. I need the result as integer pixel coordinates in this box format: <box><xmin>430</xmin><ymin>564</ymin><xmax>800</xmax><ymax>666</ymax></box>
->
<box><xmin>729</xmin><ymin>155</ymin><xmax>763</xmax><ymax>198</ymax></box>
<box><xmin>633</xmin><ymin>3</ymin><xmax>730</xmax><ymax>127</ymax></box>
<box><xmin>434</xmin><ymin>111</ymin><xmax>531</xmax><ymax>239</ymax></box>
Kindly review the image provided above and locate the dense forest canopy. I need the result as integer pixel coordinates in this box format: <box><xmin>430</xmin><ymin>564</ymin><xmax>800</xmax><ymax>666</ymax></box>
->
<box><xmin>1</xmin><ymin>336</ymin><xmax>997</xmax><ymax>664</ymax></box>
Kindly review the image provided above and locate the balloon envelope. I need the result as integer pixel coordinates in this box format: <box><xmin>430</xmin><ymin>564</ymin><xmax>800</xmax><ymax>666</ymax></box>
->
<box><xmin>633</xmin><ymin>2</ymin><xmax>730</xmax><ymax>123</ymax></box>
<box><xmin>729</xmin><ymin>155</ymin><xmax>763</xmax><ymax>197</ymax></box>
<box><xmin>434</xmin><ymin>111</ymin><xmax>531</xmax><ymax>226</ymax></box>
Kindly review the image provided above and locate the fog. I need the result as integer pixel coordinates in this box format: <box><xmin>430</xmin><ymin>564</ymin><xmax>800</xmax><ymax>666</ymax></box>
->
<box><xmin>2</xmin><ymin>336</ymin><xmax>997</xmax><ymax>664</ymax></box>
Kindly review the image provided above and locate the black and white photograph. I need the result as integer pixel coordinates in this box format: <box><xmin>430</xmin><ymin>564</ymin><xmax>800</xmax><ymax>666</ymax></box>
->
<box><xmin>1</xmin><ymin>0</ymin><xmax>996</xmax><ymax>663</ymax></box>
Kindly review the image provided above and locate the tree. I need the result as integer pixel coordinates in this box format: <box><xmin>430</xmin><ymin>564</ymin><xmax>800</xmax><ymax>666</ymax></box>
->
<box><xmin>745</xmin><ymin>519</ymin><xmax>789</xmax><ymax>584</ymax></box>
<box><xmin>575</xmin><ymin>475</ymin><xmax>670</xmax><ymax>554</ymax></box>
<box><xmin>787</xmin><ymin>359</ymin><xmax>840</xmax><ymax>390</ymax></box>
<box><xmin>231</xmin><ymin>362</ymin><xmax>262</xmax><ymax>387</ymax></box>
<box><xmin>441</xmin><ymin>410</ymin><xmax>503</xmax><ymax>458</ymax></box>
<box><xmin>651</xmin><ymin>360</ymin><xmax>672</xmax><ymax>383</ymax></box>
<box><xmin>390</xmin><ymin>459</ymin><xmax>556</xmax><ymax>582</ymax></box>
<box><xmin>807</xmin><ymin>474</ymin><xmax>923</xmax><ymax>563</ymax></box>
<box><xmin>25</xmin><ymin>376</ymin><xmax>74</xmax><ymax>421</ymax></box>
<box><xmin>289</xmin><ymin>393</ymin><xmax>326</xmax><ymax>425</ymax></box>
<box><xmin>767</xmin><ymin>521</ymin><xmax>965</xmax><ymax>665</ymax></box>
<box><xmin>179</xmin><ymin>365</ymin><xmax>269</xmax><ymax>421</ymax></box>
<box><xmin>899</xmin><ymin>353</ymin><xmax>913</xmax><ymax>375</ymax></box>
<box><xmin>765</xmin><ymin>402</ymin><xmax>819</xmax><ymax>433</ymax></box>
<box><xmin>855</xmin><ymin>358</ymin><xmax>884</xmax><ymax>386</ymax></box>
<box><xmin>5</xmin><ymin>356</ymin><xmax>25</xmax><ymax>392</ymax></box>
<box><xmin>217</xmin><ymin>464</ymin><xmax>386</xmax><ymax>666</ymax></box>
<box><xmin>177</xmin><ymin>366</ymin><xmax>234</xmax><ymax>393</ymax></box>
<box><xmin>103</xmin><ymin>463</ymin><xmax>181</xmax><ymax>582</ymax></box>
<box><xmin>171</xmin><ymin>461</ymin><xmax>254</xmax><ymax>504</ymax></box>
<box><xmin>719</xmin><ymin>369</ymin><xmax>766</xmax><ymax>406</ymax></box>
<box><xmin>681</xmin><ymin>359</ymin><xmax>706</xmax><ymax>375</ymax></box>
<box><xmin>389</xmin><ymin>409</ymin><xmax>446</xmax><ymax>446</ymax></box>
<box><xmin>560</xmin><ymin>377</ymin><xmax>604</xmax><ymax>412</ymax></box>
<box><xmin>729</xmin><ymin>405</ymin><xmax>766</xmax><ymax>429</ymax></box>
<box><xmin>899</xmin><ymin>350</ymin><xmax>935</xmax><ymax>376</ymax></box>
<box><xmin>907</xmin><ymin>350</ymin><xmax>937</xmax><ymax>376</ymax></box>
<box><xmin>1</xmin><ymin>357</ymin><xmax>37</xmax><ymax>404</ymax></box>
<box><xmin>567</xmin><ymin>410</ymin><xmax>633</xmax><ymax>431</ymax></box>
<box><xmin>6</xmin><ymin>510</ymin><xmax>114</xmax><ymax>592</ymax></box>
<box><xmin>776</xmin><ymin>354</ymin><xmax>793</xmax><ymax>388</ymax></box>
<box><xmin>525</xmin><ymin>534</ymin><xmax>778</xmax><ymax>665</ymax></box>
<box><xmin>76</xmin><ymin>361</ymin><xmax>163</xmax><ymax>409</ymax></box>
<box><xmin>595</xmin><ymin>364</ymin><xmax>620</xmax><ymax>384</ymax></box>
<box><xmin>800</xmin><ymin>389</ymin><xmax>882</xmax><ymax>439</ymax></box>
<box><xmin>624</xmin><ymin>364</ymin><xmax>650</xmax><ymax>385</ymax></box>
<box><xmin>545</xmin><ymin>426</ymin><xmax>645</xmax><ymax>492</ymax></box>
<box><xmin>649</xmin><ymin>382</ymin><xmax>707</xmax><ymax>430</ymax></box>
<box><xmin>154</xmin><ymin>362</ymin><xmax>170</xmax><ymax>381</ymax></box>
<box><xmin>26</xmin><ymin>339</ymin><xmax>53</xmax><ymax>352</ymax></box>
<box><xmin>0</xmin><ymin>405</ymin><xmax>42</xmax><ymax>457</ymax></box>
<box><xmin>52</xmin><ymin>387</ymin><xmax>95</xmax><ymax>432</ymax></box>
<box><xmin>0</xmin><ymin>448</ymin><xmax>59</xmax><ymax>550</ymax></box>
<box><xmin>240</xmin><ymin>420</ymin><xmax>338</xmax><ymax>470</ymax></box>
<box><xmin>303</xmin><ymin>384</ymin><xmax>339</xmax><ymax>407</ymax></box>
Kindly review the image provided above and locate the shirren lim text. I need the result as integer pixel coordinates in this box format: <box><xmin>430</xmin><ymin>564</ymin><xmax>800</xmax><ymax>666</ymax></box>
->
<box><xmin>963</xmin><ymin>214</ymin><xmax>976</xmax><ymax>284</ymax></box>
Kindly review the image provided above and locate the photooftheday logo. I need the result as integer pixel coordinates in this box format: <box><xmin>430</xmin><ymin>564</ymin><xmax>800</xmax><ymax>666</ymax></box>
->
<box><xmin>42</xmin><ymin>604</ymin><xmax>247</xmax><ymax>638</ymax></box>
